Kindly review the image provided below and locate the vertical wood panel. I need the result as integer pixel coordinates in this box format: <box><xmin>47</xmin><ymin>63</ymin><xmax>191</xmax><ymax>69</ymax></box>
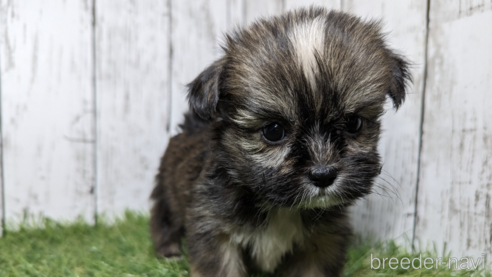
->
<box><xmin>243</xmin><ymin>0</ymin><xmax>284</xmax><ymax>24</ymax></box>
<box><xmin>228</xmin><ymin>0</ymin><xmax>284</xmax><ymax>27</ymax></box>
<box><xmin>0</xmin><ymin>0</ymin><xmax>95</xmax><ymax>224</ymax></box>
<box><xmin>415</xmin><ymin>2</ymin><xmax>492</xmax><ymax>257</ymax></box>
<box><xmin>343</xmin><ymin>0</ymin><xmax>428</xmax><ymax>244</ymax></box>
<box><xmin>428</xmin><ymin>0</ymin><xmax>492</xmax><ymax>23</ymax></box>
<box><xmin>95</xmin><ymin>0</ymin><xmax>170</xmax><ymax>216</ymax></box>
<box><xmin>284</xmin><ymin>0</ymin><xmax>340</xmax><ymax>10</ymax></box>
<box><xmin>228</xmin><ymin>0</ymin><xmax>245</xmax><ymax>27</ymax></box>
<box><xmin>169</xmin><ymin>0</ymin><xmax>228</xmax><ymax>135</ymax></box>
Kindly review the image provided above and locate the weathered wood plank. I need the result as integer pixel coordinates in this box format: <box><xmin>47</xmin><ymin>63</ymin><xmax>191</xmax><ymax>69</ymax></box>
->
<box><xmin>95</xmin><ymin>0</ymin><xmax>171</xmax><ymax>217</ymax></box>
<box><xmin>168</xmin><ymin>0</ymin><xmax>228</xmax><ymax>135</ymax></box>
<box><xmin>429</xmin><ymin>0</ymin><xmax>492</xmax><ymax>24</ymax></box>
<box><xmin>0</xmin><ymin>0</ymin><xmax>95</xmax><ymax>224</ymax></box>
<box><xmin>415</xmin><ymin>3</ymin><xmax>492</xmax><ymax>257</ymax></box>
<box><xmin>227</xmin><ymin>0</ymin><xmax>245</xmax><ymax>27</ymax></box>
<box><xmin>343</xmin><ymin>0</ymin><xmax>428</xmax><ymax>244</ymax></box>
<box><xmin>228</xmin><ymin>0</ymin><xmax>284</xmax><ymax>27</ymax></box>
<box><xmin>244</xmin><ymin>0</ymin><xmax>284</xmax><ymax>23</ymax></box>
<box><xmin>230</xmin><ymin>0</ymin><xmax>340</xmax><ymax>30</ymax></box>
<box><xmin>284</xmin><ymin>0</ymin><xmax>340</xmax><ymax>11</ymax></box>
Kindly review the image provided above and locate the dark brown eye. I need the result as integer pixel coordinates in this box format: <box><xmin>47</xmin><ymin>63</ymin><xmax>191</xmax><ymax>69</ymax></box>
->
<box><xmin>346</xmin><ymin>116</ymin><xmax>362</xmax><ymax>133</ymax></box>
<box><xmin>262</xmin><ymin>123</ymin><xmax>285</xmax><ymax>142</ymax></box>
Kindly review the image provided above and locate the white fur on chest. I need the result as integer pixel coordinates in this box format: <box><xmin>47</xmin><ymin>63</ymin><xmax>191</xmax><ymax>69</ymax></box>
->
<box><xmin>231</xmin><ymin>208</ymin><xmax>305</xmax><ymax>273</ymax></box>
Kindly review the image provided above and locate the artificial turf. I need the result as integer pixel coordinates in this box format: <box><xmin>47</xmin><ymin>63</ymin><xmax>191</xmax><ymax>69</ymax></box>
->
<box><xmin>0</xmin><ymin>212</ymin><xmax>488</xmax><ymax>277</ymax></box>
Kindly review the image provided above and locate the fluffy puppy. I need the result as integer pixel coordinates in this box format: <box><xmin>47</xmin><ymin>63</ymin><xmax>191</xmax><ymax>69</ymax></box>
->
<box><xmin>150</xmin><ymin>7</ymin><xmax>410</xmax><ymax>277</ymax></box>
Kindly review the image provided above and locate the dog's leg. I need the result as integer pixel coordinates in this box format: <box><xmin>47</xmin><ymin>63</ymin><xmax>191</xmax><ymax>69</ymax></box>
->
<box><xmin>150</xmin><ymin>184</ymin><xmax>183</xmax><ymax>257</ymax></box>
<box><xmin>279</xmin><ymin>232</ymin><xmax>348</xmax><ymax>277</ymax></box>
<box><xmin>187</xmin><ymin>231</ymin><xmax>247</xmax><ymax>277</ymax></box>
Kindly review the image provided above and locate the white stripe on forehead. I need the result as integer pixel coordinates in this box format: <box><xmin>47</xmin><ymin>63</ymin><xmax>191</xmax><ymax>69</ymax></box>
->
<box><xmin>288</xmin><ymin>18</ymin><xmax>326</xmax><ymax>95</ymax></box>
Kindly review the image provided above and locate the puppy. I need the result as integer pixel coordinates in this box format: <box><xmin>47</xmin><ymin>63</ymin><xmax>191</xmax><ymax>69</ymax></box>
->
<box><xmin>150</xmin><ymin>7</ymin><xmax>410</xmax><ymax>277</ymax></box>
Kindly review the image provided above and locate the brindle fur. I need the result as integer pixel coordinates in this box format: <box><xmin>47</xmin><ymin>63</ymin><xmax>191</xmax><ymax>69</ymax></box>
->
<box><xmin>150</xmin><ymin>7</ymin><xmax>410</xmax><ymax>277</ymax></box>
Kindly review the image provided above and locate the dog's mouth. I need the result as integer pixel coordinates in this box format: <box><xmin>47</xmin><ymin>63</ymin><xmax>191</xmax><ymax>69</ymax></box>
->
<box><xmin>294</xmin><ymin>193</ymin><xmax>346</xmax><ymax>209</ymax></box>
<box><xmin>292</xmin><ymin>179</ymin><xmax>348</xmax><ymax>209</ymax></box>
<box><xmin>257</xmin><ymin>164</ymin><xmax>376</xmax><ymax>209</ymax></box>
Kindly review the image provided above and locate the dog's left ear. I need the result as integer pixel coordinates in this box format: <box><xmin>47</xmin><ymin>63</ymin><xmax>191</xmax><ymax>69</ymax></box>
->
<box><xmin>187</xmin><ymin>58</ymin><xmax>226</xmax><ymax>121</ymax></box>
<box><xmin>387</xmin><ymin>53</ymin><xmax>412</xmax><ymax>109</ymax></box>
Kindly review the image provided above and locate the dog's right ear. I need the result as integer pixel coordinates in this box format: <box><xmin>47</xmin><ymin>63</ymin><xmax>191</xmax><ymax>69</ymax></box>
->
<box><xmin>187</xmin><ymin>58</ymin><xmax>225</xmax><ymax>121</ymax></box>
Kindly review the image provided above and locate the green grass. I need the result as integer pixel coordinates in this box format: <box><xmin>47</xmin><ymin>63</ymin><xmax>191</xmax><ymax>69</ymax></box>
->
<box><xmin>0</xmin><ymin>212</ymin><xmax>489</xmax><ymax>277</ymax></box>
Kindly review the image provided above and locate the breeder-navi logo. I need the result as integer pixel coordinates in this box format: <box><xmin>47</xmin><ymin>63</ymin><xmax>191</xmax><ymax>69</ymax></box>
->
<box><xmin>371</xmin><ymin>253</ymin><xmax>487</xmax><ymax>270</ymax></box>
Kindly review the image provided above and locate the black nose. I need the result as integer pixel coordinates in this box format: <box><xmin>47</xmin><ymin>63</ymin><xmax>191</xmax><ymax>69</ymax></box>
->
<box><xmin>308</xmin><ymin>167</ymin><xmax>338</xmax><ymax>188</ymax></box>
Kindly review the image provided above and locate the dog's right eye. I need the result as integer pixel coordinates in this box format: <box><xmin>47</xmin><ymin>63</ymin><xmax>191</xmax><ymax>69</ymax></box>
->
<box><xmin>262</xmin><ymin>123</ymin><xmax>285</xmax><ymax>142</ymax></box>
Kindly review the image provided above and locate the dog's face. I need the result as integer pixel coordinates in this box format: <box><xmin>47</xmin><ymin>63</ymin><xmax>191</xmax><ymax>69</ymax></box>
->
<box><xmin>188</xmin><ymin>8</ymin><xmax>410</xmax><ymax>209</ymax></box>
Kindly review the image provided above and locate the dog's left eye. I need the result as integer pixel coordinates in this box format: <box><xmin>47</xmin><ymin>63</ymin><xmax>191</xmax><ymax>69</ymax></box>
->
<box><xmin>345</xmin><ymin>116</ymin><xmax>363</xmax><ymax>133</ymax></box>
<box><xmin>262</xmin><ymin>123</ymin><xmax>285</xmax><ymax>142</ymax></box>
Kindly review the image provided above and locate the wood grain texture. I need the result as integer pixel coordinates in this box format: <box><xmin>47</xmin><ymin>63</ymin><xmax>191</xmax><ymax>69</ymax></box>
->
<box><xmin>429</xmin><ymin>0</ymin><xmax>492</xmax><ymax>23</ymax></box>
<box><xmin>0</xmin><ymin>0</ymin><xmax>95</xmax><ymax>224</ymax></box>
<box><xmin>238</xmin><ymin>0</ymin><xmax>284</xmax><ymax>25</ymax></box>
<box><xmin>343</xmin><ymin>0</ymin><xmax>428</xmax><ymax>244</ymax></box>
<box><xmin>415</xmin><ymin>3</ymin><xmax>492</xmax><ymax>257</ymax></box>
<box><xmin>95</xmin><ymin>0</ymin><xmax>171</xmax><ymax>217</ymax></box>
<box><xmin>227</xmin><ymin>0</ymin><xmax>245</xmax><ymax>27</ymax></box>
<box><xmin>229</xmin><ymin>0</ymin><xmax>341</xmax><ymax>32</ymax></box>
<box><xmin>168</xmin><ymin>0</ymin><xmax>228</xmax><ymax>135</ymax></box>
<box><xmin>284</xmin><ymin>0</ymin><xmax>341</xmax><ymax>11</ymax></box>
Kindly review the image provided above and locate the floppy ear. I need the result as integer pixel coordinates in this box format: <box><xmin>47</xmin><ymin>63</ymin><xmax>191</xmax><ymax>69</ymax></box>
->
<box><xmin>187</xmin><ymin>58</ymin><xmax>225</xmax><ymax>121</ymax></box>
<box><xmin>387</xmin><ymin>53</ymin><xmax>412</xmax><ymax>109</ymax></box>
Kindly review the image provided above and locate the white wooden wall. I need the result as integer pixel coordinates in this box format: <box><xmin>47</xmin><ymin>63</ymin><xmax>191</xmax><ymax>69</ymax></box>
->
<box><xmin>0</xmin><ymin>0</ymin><xmax>490</xmax><ymax>258</ymax></box>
